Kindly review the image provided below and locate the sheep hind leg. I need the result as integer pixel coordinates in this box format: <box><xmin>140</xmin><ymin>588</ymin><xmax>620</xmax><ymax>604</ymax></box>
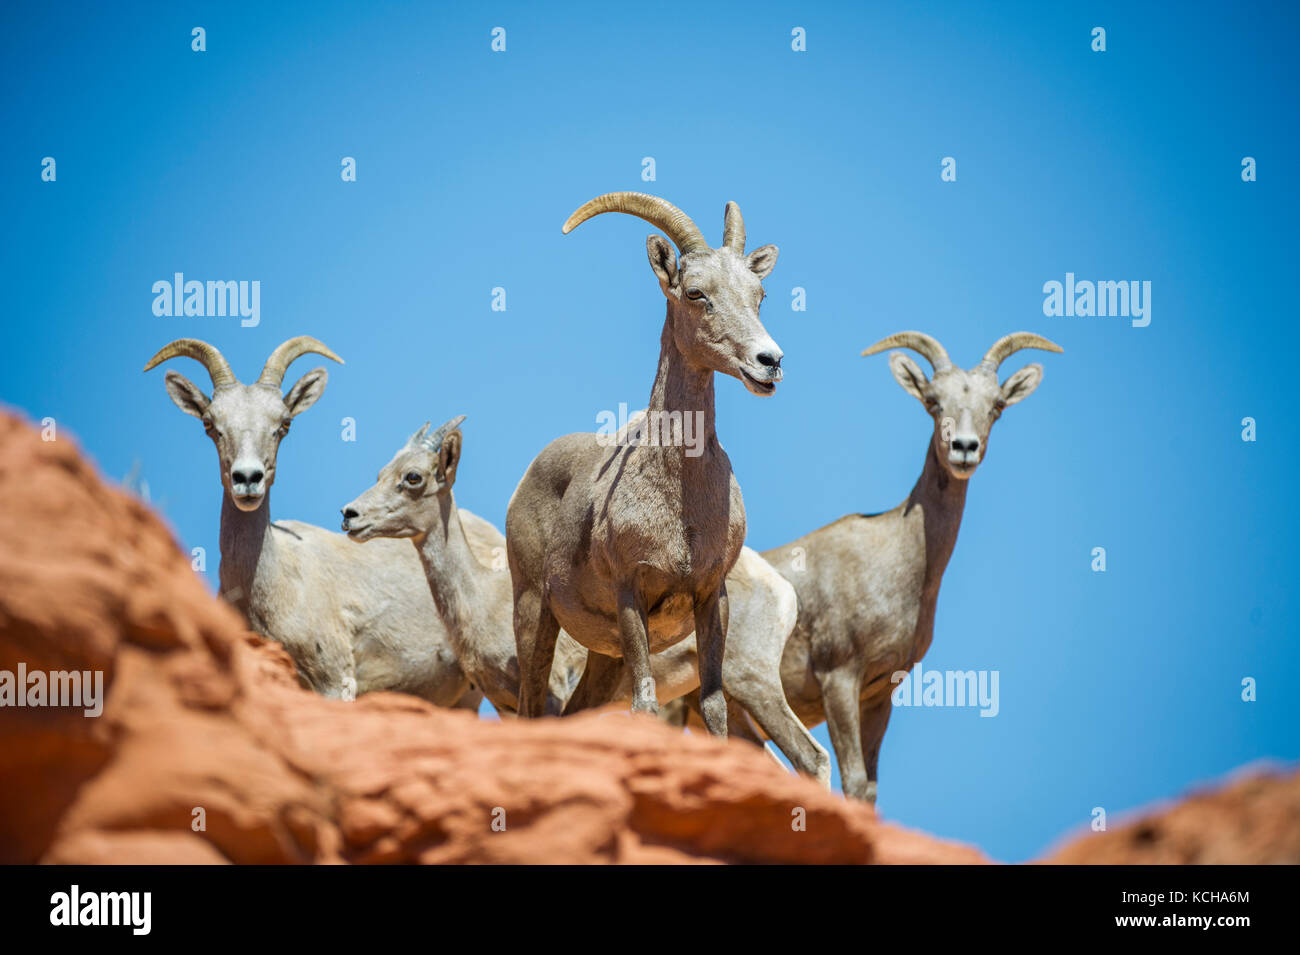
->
<box><xmin>725</xmin><ymin>697</ymin><xmax>791</xmax><ymax>772</ymax></box>
<box><xmin>728</xmin><ymin>680</ymin><xmax>832</xmax><ymax>788</ymax></box>
<box><xmin>658</xmin><ymin>694</ymin><xmax>692</xmax><ymax>727</ymax></box>
<box><xmin>453</xmin><ymin>684</ymin><xmax>484</xmax><ymax>714</ymax></box>
<box><xmin>562</xmin><ymin>651</ymin><xmax>624</xmax><ymax>715</ymax></box>
<box><xmin>662</xmin><ymin>690</ymin><xmax>710</xmax><ymax>728</ymax></box>
<box><xmin>675</xmin><ymin>690</ymin><xmax>787</xmax><ymax>770</ymax></box>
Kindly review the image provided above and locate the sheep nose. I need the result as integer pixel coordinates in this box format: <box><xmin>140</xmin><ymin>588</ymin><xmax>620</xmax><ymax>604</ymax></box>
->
<box><xmin>232</xmin><ymin>467</ymin><xmax>264</xmax><ymax>486</ymax></box>
<box><xmin>342</xmin><ymin>507</ymin><xmax>360</xmax><ymax>521</ymax></box>
<box><xmin>756</xmin><ymin>350</ymin><xmax>782</xmax><ymax>370</ymax></box>
<box><xmin>951</xmin><ymin>436</ymin><xmax>980</xmax><ymax>454</ymax></box>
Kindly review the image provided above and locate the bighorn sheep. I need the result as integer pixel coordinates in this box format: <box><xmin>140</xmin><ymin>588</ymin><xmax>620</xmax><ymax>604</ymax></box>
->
<box><xmin>341</xmin><ymin>414</ymin><xmax>829</xmax><ymax>783</ymax></box>
<box><xmin>761</xmin><ymin>331</ymin><xmax>1062</xmax><ymax>801</ymax></box>
<box><xmin>144</xmin><ymin>337</ymin><xmax>496</xmax><ymax>707</ymax></box>
<box><xmin>341</xmin><ymin>416</ymin><xmax>586</xmax><ymax>715</ymax></box>
<box><xmin>506</xmin><ymin>192</ymin><xmax>783</xmax><ymax>734</ymax></box>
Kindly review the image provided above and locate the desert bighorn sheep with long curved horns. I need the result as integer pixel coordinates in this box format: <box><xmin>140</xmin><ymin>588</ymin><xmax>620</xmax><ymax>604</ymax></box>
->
<box><xmin>762</xmin><ymin>331</ymin><xmax>1062</xmax><ymax>801</ymax></box>
<box><xmin>144</xmin><ymin>337</ymin><xmax>497</xmax><ymax>707</ymax></box>
<box><xmin>507</xmin><ymin>192</ymin><xmax>783</xmax><ymax>734</ymax></box>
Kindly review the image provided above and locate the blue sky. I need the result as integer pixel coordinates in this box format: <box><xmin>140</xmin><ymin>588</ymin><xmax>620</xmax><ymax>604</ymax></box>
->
<box><xmin>2</xmin><ymin>1</ymin><xmax>1296</xmax><ymax>862</ymax></box>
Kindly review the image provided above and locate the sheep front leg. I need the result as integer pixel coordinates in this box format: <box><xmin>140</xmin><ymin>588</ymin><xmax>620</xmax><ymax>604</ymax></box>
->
<box><xmin>858</xmin><ymin>694</ymin><xmax>894</xmax><ymax>805</ymax></box>
<box><xmin>514</xmin><ymin>586</ymin><xmax>560</xmax><ymax>718</ymax></box>
<box><xmin>693</xmin><ymin>584</ymin><xmax>729</xmax><ymax>737</ymax></box>
<box><xmin>817</xmin><ymin>666</ymin><xmax>869</xmax><ymax>799</ymax></box>
<box><xmin>616</xmin><ymin>589</ymin><xmax>657</xmax><ymax>715</ymax></box>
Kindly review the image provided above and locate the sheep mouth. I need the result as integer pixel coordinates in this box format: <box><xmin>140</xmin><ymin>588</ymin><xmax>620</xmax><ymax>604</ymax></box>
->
<box><xmin>343</xmin><ymin>522</ymin><xmax>373</xmax><ymax>540</ymax></box>
<box><xmin>740</xmin><ymin>369</ymin><xmax>778</xmax><ymax>396</ymax></box>
<box><xmin>231</xmin><ymin>492</ymin><xmax>265</xmax><ymax>511</ymax></box>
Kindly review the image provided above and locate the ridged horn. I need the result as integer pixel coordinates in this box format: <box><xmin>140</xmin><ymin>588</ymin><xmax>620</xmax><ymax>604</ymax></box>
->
<box><xmin>143</xmin><ymin>339</ymin><xmax>237</xmax><ymax>388</ymax></box>
<box><xmin>257</xmin><ymin>336</ymin><xmax>344</xmax><ymax>388</ymax></box>
<box><xmin>420</xmin><ymin>415</ymin><xmax>466</xmax><ymax>453</ymax></box>
<box><xmin>861</xmin><ymin>331</ymin><xmax>952</xmax><ymax>372</ymax></box>
<box><xmin>406</xmin><ymin>422</ymin><xmax>432</xmax><ymax>448</ymax></box>
<box><xmin>722</xmin><ymin>201</ymin><xmax>745</xmax><ymax>253</ymax></box>
<box><xmin>562</xmin><ymin>192</ymin><xmax>709</xmax><ymax>254</ymax></box>
<box><xmin>978</xmin><ymin>333</ymin><xmax>1063</xmax><ymax>373</ymax></box>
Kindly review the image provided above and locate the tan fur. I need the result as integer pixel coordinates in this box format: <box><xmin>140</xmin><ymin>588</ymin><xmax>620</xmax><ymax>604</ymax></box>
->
<box><xmin>147</xmin><ymin>338</ymin><xmax>488</xmax><ymax>707</ymax></box>
<box><xmin>763</xmin><ymin>332</ymin><xmax>1060</xmax><ymax>801</ymax></box>
<box><xmin>342</xmin><ymin>418</ymin><xmax>828</xmax><ymax>787</ymax></box>
<box><xmin>342</xmin><ymin>418</ymin><xmax>587</xmax><ymax>713</ymax></box>
<box><xmin>506</xmin><ymin>194</ymin><xmax>783</xmax><ymax>734</ymax></box>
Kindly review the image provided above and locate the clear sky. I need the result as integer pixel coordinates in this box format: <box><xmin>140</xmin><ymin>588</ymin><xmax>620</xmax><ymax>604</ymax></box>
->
<box><xmin>3</xmin><ymin>1</ymin><xmax>1296</xmax><ymax>862</ymax></box>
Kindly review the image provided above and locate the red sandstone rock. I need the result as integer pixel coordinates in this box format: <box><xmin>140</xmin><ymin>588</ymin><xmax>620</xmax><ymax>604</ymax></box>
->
<box><xmin>1043</xmin><ymin>767</ymin><xmax>1300</xmax><ymax>865</ymax></box>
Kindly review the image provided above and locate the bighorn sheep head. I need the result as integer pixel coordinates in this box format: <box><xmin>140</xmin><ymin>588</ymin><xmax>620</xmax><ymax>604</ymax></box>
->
<box><xmin>144</xmin><ymin>337</ymin><xmax>343</xmax><ymax>510</ymax></box>
<box><xmin>563</xmin><ymin>191</ymin><xmax>784</xmax><ymax>395</ymax></box>
<box><xmin>862</xmin><ymin>331</ymin><xmax>1062</xmax><ymax>480</ymax></box>
<box><xmin>341</xmin><ymin>416</ymin><xmax>465</xmax><ymax>542</ymax></box>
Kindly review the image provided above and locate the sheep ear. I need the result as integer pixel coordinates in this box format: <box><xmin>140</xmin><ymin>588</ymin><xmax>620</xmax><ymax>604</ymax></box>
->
<box><xmin>163</xmin><ymin>370</ymin><xmax>210</xmax><ymax>419</ymax></box>
<box><xmin>888</xmin><ymin>352</ymin><xmax>929</xmax><ymax>401</ymax></box>
<box><xmin>1000</xmin><ymin>363</ymin><xmax>1043</xmax><ymax>406</ymax></box>
<box><xmin>746</xmin><ymin>244</ymin><xmax>779</xmax><ymax>279</ymax></box>
<box><xmin>646</xmin><ymin>235</ymin><xmax>678</xmax><ymax>289</ymax></box>
<box><xmin>438</xmin><ymin>429</ymin><xmax>462</xmax><ymax>487</ymax></box>
<box><xmin>284</xmin><ymin>367</ymin><xmax>328</xmax><ymax>418</ymax></box>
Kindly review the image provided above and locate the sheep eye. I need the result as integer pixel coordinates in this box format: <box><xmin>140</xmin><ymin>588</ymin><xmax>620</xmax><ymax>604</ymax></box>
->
<box><xmin>685</xmin><ymin>287</ymin><xmax>704</xmax><ymax>300</ymax></box>
<box><xmin>404</xmin><ymin>471</ymin><xmax>423</xmax><ymax>486</ymax></box>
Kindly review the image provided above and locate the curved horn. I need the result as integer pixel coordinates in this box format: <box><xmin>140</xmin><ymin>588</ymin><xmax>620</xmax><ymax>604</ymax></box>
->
<box><xmin>861</xmin><ymin>331</ymin><xmax>952</xmax><ymax>372</ymax></box>
<box><xmin>420</xmin><ymin>415</ymin><xmax>467</xmax><ymax>452</ymax></box>
<box><xmin>722</xmin><ymin>201</ymin><xmax>745</xmax><ymax>253</ymax></box>
<box><xmin>562</xmin><ymin>192</ymin><xmax>709</xmax><ymax>254</ymax></box>
<box><xmin>143</xmin><ymin>338</ymin><xmax>237</xmax><ymax>388</ymax></box>
<box><xmin>257</xmin><ymin>336</ymin><xmax>344</xmax><ymax>388</ymax></box>
<box><xmin>406</xmin><ymin>422</ymin><xmax>432</xmax><ymax>447</ymax></box>
<box><xmin>978</xmin><ymin>332</ymin><xmax>1063</xmax><ymax>373</ymax></box>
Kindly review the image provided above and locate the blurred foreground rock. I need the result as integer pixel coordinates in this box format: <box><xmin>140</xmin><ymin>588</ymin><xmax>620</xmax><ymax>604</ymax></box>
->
<box><xmin>1043</xmin><ymin>768</ymin><xmax>1300</xmax><ymax>864</ymax></box>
